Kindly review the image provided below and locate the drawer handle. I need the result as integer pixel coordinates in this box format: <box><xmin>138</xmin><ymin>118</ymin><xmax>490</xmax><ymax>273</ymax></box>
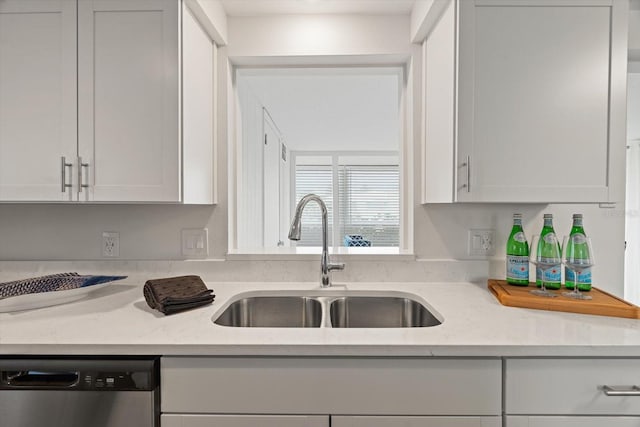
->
<box><xmin>602</xmin><ymin>385</ymin><xmax>640</xmax><ymax>396</ymax></box>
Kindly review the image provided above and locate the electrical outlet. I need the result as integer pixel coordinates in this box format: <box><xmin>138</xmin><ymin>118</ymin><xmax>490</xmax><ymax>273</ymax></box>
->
<box><xmin>468</xmin><ymin>229</ymin><xmax>495</xmax><ymax>256</ymax></box>
<box><xmin>182</xmin><ymin>228</ymin><xmax>208</xmax><ymax>258</ymax></box>
<box><xmin>102</xmin><ymin>232</ymin><xmax>120</xmax><ymax>257</ymax></box>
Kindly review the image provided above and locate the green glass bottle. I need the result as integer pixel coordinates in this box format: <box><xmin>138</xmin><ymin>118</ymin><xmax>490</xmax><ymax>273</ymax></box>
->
<box><xmin>506</xmin><ymin>213</ymin><xmax>529</xmax><ymax>286</ymax></box>
<box><xmin>564</xmin><ymin>214</ymin><xmax>592</xmax><ymax>291</ymax></box>
<box><xmin>535</xmin><ymin>214</ymin><xmax>562</xmax><ymax>290</ymax></box>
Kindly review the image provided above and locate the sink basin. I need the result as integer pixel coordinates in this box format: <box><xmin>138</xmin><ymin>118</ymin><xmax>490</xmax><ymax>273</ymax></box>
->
<box><xmin>212</xmin><ymin>290</ymin><xmax>443</xmax><ymax>328</ymax></box>
<box><xmin>329</xmin><ymin>296</ymin><xmax>441</xmax><ymax>328</ymax></box>
<box><xmin>213</xmin><ymin>296</ymin><xmax>322</xmax><ymax>327</ymax></box>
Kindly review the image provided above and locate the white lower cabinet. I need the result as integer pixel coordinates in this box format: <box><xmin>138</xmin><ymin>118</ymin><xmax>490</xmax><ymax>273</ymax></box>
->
<box><xmin>506</xmin><ymin>416</ymin><xmax>640</xmax><ymax>427</ymax></box>
<box><xmin>161</xmin><ymin>415</ymin><xmax>328</xmax><ymax>427</ymax></box>
<box><xmin>161</xmin><ymin>357</ymin><xmax>502</xmax><ymax>423</ymax></box>
<box><xmin>505</xmin><ymin>358</ymin><xmax>640</xmax><ymax>425</ymax></box>
<box><xmin>332</xmin><ymin>416</ymin><xmax>501</xmax><ymax>427</ymax></box>
<box><xmin>162</xmin><ymin>357</ymin><xmax>640</xmax><ymax>426</ymax></box>
<box><xmin>506</xmin><ymin>359</ymin><xmax>640</xmax><ymax>415</ymax></box>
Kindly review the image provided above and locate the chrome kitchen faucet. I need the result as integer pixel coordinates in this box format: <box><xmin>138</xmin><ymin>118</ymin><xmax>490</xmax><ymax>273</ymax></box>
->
<box><xmin>288</xmin><ymin>194</ymin><xmax>345</xmax><ymax>287</ymax></box>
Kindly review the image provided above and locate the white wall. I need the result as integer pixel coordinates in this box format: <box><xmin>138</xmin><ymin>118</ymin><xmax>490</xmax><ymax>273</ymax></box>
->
<box><xmin>236</xmin><ymin>78</ymin><xmax>264</xmax><ymax>249</ymax></box>
<box><xmin>240</xmin><ymin>70</ymin><xmax>401</xmax><ymax>152</ymax></box>
<box><xmin>185</xmin><ymin>0</ymin><xmax>227</xmax><ymax>45</ymax></box>
<box><xmin>411</xmin><ymin>0</ymin><xmax>434</xmax><ymax>41</ymax></box>
<box><xmin>625</xmin><ymin>73</ymin><xmax>640</xmax><ymax>304</ymax></box>
<box><xmin>630</xmin><ymin>9</ymin><xmax>640</xmax><ymax>60</ymax></box>
<box><xmin>0</xmin><ymin>11</ymin><xmax>627</xmax><ymax>297</ymax></box>
<box><xmin>628</xmin><ymin>74</ymin><xmax>640</xmax><ymax>140</ymax></box>
<box><xmin>227</xmin><ymin>14</ymin><xmax>411</xmax><ymax>60</ymax></box>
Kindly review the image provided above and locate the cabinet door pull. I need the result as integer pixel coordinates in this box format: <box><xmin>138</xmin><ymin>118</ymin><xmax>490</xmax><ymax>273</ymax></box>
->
<box><xmin>601</xmin><ymin>385</ymin><xmax>640</xmax><ymax>396</ymax></box>
<box><xmin>78</xmin><ymin>157</ymin><xmax>89</xmax><ymax>192</ymax></box>
<box><xmin>459</xmin><ymin>156</ymin><xmax>470</xmax><ymax>192</ymax></box>
<box><xmin>60</xmin><ymin>156</ymin><xmax>73</xmax><ymax>193</ymax></box>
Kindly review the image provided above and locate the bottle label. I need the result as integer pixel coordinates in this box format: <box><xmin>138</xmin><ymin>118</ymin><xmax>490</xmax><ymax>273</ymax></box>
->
<box><xmin>536</xmin><ymin>264</ymin><xmax>562</xmax><ymax>284</ymax></box>
<box><xmin>543</xmin><ymin>232</ymin><xmax>557</xmax><ymax>244</ymax></box>
<box><xmin>513</xmin><ymin>232</ymin><xmax>526</xmax><ymax>243</ymax></box>
<box><xmin>571</xmin><ymin>233</ymin><xmax>587</xmax><ymax>244</ymax></box>
<box><xmin>506</xmin><ymin>255</ymin><xmax>529</xmax><ymax>280</ymax></box>
<box><xmin>565</xmin><ymin>267</ymin><xmax>592</xmax><ymax>284</ymax></box>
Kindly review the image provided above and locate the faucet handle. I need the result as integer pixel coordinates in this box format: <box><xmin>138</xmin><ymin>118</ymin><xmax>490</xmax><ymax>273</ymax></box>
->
<box><xmin>328</xmin><ymin>262</ymin><xmax>345</xmax><ymax>271</ymax></box>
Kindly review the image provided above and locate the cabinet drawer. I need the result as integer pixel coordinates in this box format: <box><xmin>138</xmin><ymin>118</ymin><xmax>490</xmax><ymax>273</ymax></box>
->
<box><xmin>506</xmin><ymin>359</ymin><xmax>640</xmax><ymax>415</ymax></box>
<box><xmin>332</xmin><ymin>416</ymin><xmax>501</xmax><ymax>427</ymax></box>
<box><xmin>506</xmin><ymin>416</ymin><xmax>640</xmax><ymax>427</ymax></box>
<box><xmin>162</xmin><ymin>357</ymin><xmax>501</xmax><ymax>415</ymax></box>
<box><xmin>162</xmin><ymin>414</ymin><xmax>328</xmax><ymax>427</ymax></box>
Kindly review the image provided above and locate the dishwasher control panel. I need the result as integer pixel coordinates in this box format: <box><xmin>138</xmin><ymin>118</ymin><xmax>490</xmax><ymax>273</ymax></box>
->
<box><xmin>79</xmin><ymin>370</ymin><xmax>149</xmax><ymax>390</ymax></box>
<box><xmin>0</xmin><ymin>358</ymin><xmax>157</xmax><ymax>391</ymax></box>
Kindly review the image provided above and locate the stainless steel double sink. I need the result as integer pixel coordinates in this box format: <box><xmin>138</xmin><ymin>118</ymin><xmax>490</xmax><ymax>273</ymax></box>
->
<box><xmin>213</xmin><ymin>290</ymin><xmax>442</xmax><ymax>328</ymax></box>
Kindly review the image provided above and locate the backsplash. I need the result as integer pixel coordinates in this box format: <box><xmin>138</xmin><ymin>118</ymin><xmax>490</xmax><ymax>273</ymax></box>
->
<box><xmin>0</xmin><ymin>259</ymin><xmax>489</xmax><ymax>285</ymax></box>
<box><xmin>0</xmin><ymin>201</ymin><xmax>626</xmax><ymax>296</ymax></box>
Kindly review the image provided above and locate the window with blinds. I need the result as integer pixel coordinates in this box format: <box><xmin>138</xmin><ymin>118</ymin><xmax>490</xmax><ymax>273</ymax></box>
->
<box><xmin>294</xmin><ymin>166</ymin><xmax>334</xmax><ymax>247</ymax></box>
<box><xmin>294</xmin><ymin>162</ymin><xmax>399</xmax><ymax>247</ymax></box>
<box><xmin>339</xmin><ymin>165</ymin><xmax>400</xmax><ymax>247</ymax></box>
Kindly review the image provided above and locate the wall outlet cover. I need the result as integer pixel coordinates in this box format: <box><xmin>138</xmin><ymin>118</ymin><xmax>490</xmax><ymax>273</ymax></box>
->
<box><xmin>102</xmin><ymin>232</ymin><xmax>120</xmax><ymax>257</ymax></box>
<box><xmin>468</xmin><ymin>229</ymin><xmax>495</xmax><ymax>257</ymax></box>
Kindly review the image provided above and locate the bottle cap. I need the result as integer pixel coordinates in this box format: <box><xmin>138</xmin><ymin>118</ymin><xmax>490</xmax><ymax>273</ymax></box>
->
<box><xmin>573</xmin><ymin>213</ymin><xmax>583</xmax><ymax>219</ymax></box>
<box><xmin>543</xmin><ymin>213</ymin><xmax>553</xmax><ymax>219</ymax></box>
<box><xmin>513</xmin><ymin>213</ymin><xmax>522</xmax><ymax>219</ymax></box>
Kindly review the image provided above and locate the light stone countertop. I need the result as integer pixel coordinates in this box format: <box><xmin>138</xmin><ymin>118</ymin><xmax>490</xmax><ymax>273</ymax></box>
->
<box><xmin>2</xmin><ymin>279</ymin><xmax>640</xmax><ymax>357</ymax></box>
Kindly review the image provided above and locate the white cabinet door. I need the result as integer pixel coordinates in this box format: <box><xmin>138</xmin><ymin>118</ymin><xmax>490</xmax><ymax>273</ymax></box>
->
<box><xmin>455</xmin><ymin>0</ymin><xmax>626</xmax><ymax>203</ymax></box>
<box><xmin>162</xmin><ymin>414</ymin><xmax>328</xmax><ymax>427</ymax></box>
<box><xmin>506</xmin><ymin>416</ymin><xmax>640</xmax><ymax>427</ymax></box>
<box><xmin>0</xmin><ymin>0</ymin><xmax>77</xmax><ymax>201</ymax></box>
<box><xmin>333</xmin><ymin>416</ymin><xmax>501</xmax><ymax>427</ymax></box>
<box><xmin>78</xmin><ymin>0</ymin><xmax>179</xmax><ymax>202</ymax></box>
<box><xmin>423</xmin><ymin>0</ymin><xmax>627</xmax><ymax>204</ymax></box>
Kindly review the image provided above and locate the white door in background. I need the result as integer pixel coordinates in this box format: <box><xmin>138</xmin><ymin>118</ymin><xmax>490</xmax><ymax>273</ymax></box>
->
<box><xmin>280</xmin><ymin>140</ymin><xmax>291</xmax><ymax>247</ymax></box>
<box><xmin>625</xmin><ymin>73</ymin><xmax>640</xmax><ymax>305</ymax></box>
<box><xmin>0</xmin><ymin>0</ymin><xmax>77</xmax><ymax>201</ymax></box>
<box><xmin>263</xmin><ymin>110</ymin><xmax>289</xmax><ymax>247</ymax></box>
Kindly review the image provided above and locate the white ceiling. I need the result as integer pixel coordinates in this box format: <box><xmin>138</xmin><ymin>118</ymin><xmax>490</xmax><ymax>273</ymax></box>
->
<box><xmin>239</xmin><ymin>68</ymin><xmax>401</xmax><ymax>152</ymax></box>
<box><xmin>220</xmin><ymin>0</ymin><xmax>416</xmax><ymax>16</ymax></box>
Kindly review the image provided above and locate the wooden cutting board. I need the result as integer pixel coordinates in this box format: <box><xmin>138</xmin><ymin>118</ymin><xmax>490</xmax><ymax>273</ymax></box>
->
<box><xmin>488</xmin><ymin>279</ymin><xmax>640</xmax><ymax>319</ymax></box>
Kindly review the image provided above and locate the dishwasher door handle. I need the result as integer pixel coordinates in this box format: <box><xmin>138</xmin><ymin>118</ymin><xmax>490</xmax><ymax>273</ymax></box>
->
<box><xmin>2</xmin><ymin>370</ymin><xmax>80</xmax><ymax>388</ymax></box>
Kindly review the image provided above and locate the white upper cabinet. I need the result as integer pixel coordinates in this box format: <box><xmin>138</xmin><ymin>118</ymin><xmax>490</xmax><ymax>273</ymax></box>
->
<box><xmin>0</xmin><ymin>0</ymin><xmax>215</xmax><ymax>203</ymax></box>
<box><xmin>78</xmin><ymin>0</ymin><xmax>180</xmax><ymax>202</ymax></box>
<box><xmin>0</xmin><ymin>0</ymin><xmax>77</xmax><ymax>201</ymax></box>
<box><xmin>423</xmin><ymin>0</ymin><xmax>628</xmax><ymax>203</ymax></box>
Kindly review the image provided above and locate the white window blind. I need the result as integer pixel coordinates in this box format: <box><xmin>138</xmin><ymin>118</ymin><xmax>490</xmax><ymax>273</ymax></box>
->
<box><xmin>294</xmin><ymin>162</ymin><xmax>399</xmax><ymax>247</ymax></box>
<box><xmin>294</xmin><ymin>166</ymin><xmax>333</xmax><ymax>247</ymax></box>
<box><xmin>339</xmin><ymin>165</ymin><xmax>400</xmax><ymax>247</ymax></box>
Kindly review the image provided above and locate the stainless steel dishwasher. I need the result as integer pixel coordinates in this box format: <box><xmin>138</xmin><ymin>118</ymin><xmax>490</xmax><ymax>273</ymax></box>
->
<box><xmin>0</xmin><ymin>357</ymin><xmax>159</xmax><ymax>427</ymax></box>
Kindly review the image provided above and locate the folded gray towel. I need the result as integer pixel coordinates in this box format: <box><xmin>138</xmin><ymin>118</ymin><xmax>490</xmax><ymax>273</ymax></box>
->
<box><xmin>0</xmin><ymin>272</ymin><xmax>127</xmax><ymax>300</ymax></box>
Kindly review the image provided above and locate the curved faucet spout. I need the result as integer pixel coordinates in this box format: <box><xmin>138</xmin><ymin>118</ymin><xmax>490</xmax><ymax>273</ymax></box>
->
<box><xmin>288</xmin><ymin>194</ymin><xmax>345</xmax><ymax>287</ymax></box>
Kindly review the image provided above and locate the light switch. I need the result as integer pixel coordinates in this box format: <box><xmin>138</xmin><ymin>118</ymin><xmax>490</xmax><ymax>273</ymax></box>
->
<box><xmin>181</xmin><ymin>228</ymin><xmax>208</xmax><ymax>258</ymax></box>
